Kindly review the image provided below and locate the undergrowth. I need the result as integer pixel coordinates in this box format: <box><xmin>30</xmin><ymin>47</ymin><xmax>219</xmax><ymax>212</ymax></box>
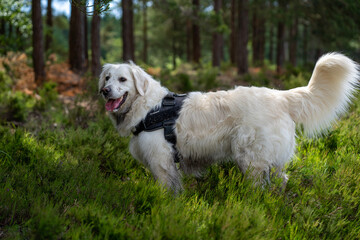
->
<box><xmin>1</xmin><ymin>67</ymin><xmax>360</xmax><ymax>239</ymax></box>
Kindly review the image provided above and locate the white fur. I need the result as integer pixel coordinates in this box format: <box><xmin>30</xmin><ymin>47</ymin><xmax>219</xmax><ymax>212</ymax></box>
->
<box><xmin>99</xmin><ymin>53</ymin><xmax>359</xmax><ymax>193</ymax></box>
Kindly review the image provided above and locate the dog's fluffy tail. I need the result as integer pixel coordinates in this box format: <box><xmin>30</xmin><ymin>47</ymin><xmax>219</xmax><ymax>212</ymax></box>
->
<box><xmin>285</xmin><ymin>53</ymin><xmax>359</xmax><ymax>135</ymax></box>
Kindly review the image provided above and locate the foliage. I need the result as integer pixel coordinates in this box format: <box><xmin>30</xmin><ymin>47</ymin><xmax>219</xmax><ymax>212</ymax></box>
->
<box><xmin>0</xmin><ymin>0</ymin><xmax>32</xmax><ymax>55</ymax></box>
<box><xmin>71</xmin><ymin>0</ymin><xmax>111</xmax><ymax>16</ymax></box>
<box><xmin>160</xmin><ymin>63</ymin><xmax>220</xmax><ymax>92</ymax></box>
<box><xmin>1</xmin><ymin>63</ymin><xmax>360</xmax><ymax>239</ymax></box>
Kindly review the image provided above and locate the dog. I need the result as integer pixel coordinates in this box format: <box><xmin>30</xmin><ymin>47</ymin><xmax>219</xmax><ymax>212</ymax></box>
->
<box><xmin>99</xmin><ymin>53</ymin><xmax>359</xmax><ymax>193</ymax></box>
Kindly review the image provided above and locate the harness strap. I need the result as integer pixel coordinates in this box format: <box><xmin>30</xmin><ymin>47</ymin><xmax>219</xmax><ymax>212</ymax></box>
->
<box><xmin>132</xmin><ymin>92</ymin><xmax>187</xmax><ymax>163</ymax></box>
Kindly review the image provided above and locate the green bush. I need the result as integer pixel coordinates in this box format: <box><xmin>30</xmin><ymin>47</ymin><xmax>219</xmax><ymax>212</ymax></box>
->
<box><xmin>35</xmin><ymin>82</ymin><xmax>58</xmax><ymax>110</ymax></box>
<box><xmin>177</xmin><ymin>73</ymin><xmax>193</xmax><ymax>92</ymax></box>
<box><xmin>283</xmin><ymin>73</ymin><xmax>309</xmax><ymax>89</ymax></box>
<box><xmin>242</xmin><ymin>71</ymin><xmax>270</xmax><ymax>87</ymax></box>
<box><xmin>0</xmin><ymin>91</ymin><xmax>35</xmax><ymax>122</ymax></box>
<box><xmin>196</xmin><ymin>66</ymin><xmax>219</xmax><ymax>90</ymax></box>
<box><xmin>1</xmin><ymin>64</ymin><xmax>360</xmax><ymax>239</ymax></box>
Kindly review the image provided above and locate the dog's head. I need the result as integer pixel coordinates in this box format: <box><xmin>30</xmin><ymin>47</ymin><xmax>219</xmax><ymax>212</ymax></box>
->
<box><xmin>98</xmin><ymin>62</ymin><xmax>149</xmax><ymax>114</ymax></box>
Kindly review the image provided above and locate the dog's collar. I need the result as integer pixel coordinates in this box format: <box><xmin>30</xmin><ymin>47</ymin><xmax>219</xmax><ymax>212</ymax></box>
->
<box><xmin>132</xmin><ymin>92</ymin><xmax>187</xmax><ymax>162</ymax></box>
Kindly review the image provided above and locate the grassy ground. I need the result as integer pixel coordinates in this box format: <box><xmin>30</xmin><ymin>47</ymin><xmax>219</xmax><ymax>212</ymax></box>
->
<box><xmin>1</xmin><ymin>66</ymin><xmax>360</xmax><ymax>239</ymax></box>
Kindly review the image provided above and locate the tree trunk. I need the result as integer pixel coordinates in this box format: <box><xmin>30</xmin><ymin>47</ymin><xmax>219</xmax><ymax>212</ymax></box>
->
<box><xmin>258</xmin><ymin>17</ymin><xmax>265</xmax><ymax>67</ymax></box>
<box><xmin>91</xmin><ymin>0</ymin><xmax>101</xmax><ymax>77</ymax></box>
<box><xmin>69</xmin><ymin>2</ymin><xmax>85</xmax><ymax>73</ymax></box>
<box><xmin>45</xmin><ymin>0</ymin><xmax>52</xmax><ymax>52</ymax></box>
<box><xmin>0</xmin><ymin>18</ymin><xmax>5</xmax><ymax>36</ymax></box>
<box><xmin>237</xmin><ymin>0</ymin><xmax>248</xmax><ymax>75</ymax></box>
<box><xmin>289</xmin><ymin>17</ymin><xmax>298</xmax><ymax>66</ymax></box>
<box><xmin>186</xmin><ymin>19</ymin><xmax>192</xmax><ymax>62</ymax></box>
<box><xmin>276</xmin><ymin>21</ymin><xmax>285</xmax><ymax>74</ymax></box>
<box><xmin>8</xmin><ymin>23</ymin><xmax>13</xmax><ymax>38</ymax></box>
<box><xmin>212</xmin><ymin>0</ymin><xmax>223</xmax><ymax>67</ymax></box>
<box><xmin>268</xmin><ymin>25</ymin><xmax>274</xmax><ymax>63</ymax></box>
<box><xmin>315</xmin><ymin>48</ymin><xmax>322</xmax><ymax>62</ymax></box>
<box><xmin>32</xmin><ymin>0</ymin><xmax>46</xmax><ymax>85</ymax></box>
<box><xmin>84</xmin><ymin>11</ymin><xmax>88</xmax><ymax>70</ymax></box>
<box><xmin>122</xmin><ymin>0</ymin><xmax>135</xmax><ymax>61</ymax></box>
<box><xmin>142</xmin><ymin>0</ymin><xmax>148</xmax><ymax>63</ymax></box>
<box><xmin>230</xmin><ymin>0</ymin><xmax>236</xmax><ymax>64</ymax></box>
<box><xmin>276</xmin><ymin>1</ymin><xmax>286</xmax><ymax>75</ymax></box>
<box><xmin>252</xmin><ymin>5</ymin><xmax>265</xmax><ymax>67</ymax></box>
<box><xmin>192</xmin><ymin>0</ymin><xmax>200</xmax><ymax>64</ymax></box>
<box><xmin>252</xmin><ymin>12</ymin><xmax>258</xmax><ymax>65</ymax></box>
<box><xmin>172</xmin><ymin>20</ymin><xmax>177</xmax><ymax>69</ymax></box>
<box><xmin>303</xmin><ymin>24</ymin><xmax>308</xmax><ymax>64</ymax></box>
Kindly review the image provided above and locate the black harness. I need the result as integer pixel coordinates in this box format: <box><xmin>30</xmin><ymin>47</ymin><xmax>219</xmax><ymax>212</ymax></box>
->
<box><xmin>132</xmin><ymin>92</ymin><xmax>187</xmax><ymax>162</ymax></box>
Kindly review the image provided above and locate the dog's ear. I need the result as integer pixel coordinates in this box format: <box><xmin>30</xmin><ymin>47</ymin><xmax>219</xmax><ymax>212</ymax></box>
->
<box><xmin>131</xmin><ymin>65</ymin><xmax>148</xmax><ymax>96</ymax></box>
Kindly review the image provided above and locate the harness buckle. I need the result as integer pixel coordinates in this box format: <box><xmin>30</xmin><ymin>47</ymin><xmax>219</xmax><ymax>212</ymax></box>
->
<box><xmin>162</xmin><ymin>95</ymin><xmax>175</xmax><ymax>106</ymax></box>
<box><xmin>163</xmin><ymin>120</ymin><xmax>176</xmax><ymax>145</ymax></box>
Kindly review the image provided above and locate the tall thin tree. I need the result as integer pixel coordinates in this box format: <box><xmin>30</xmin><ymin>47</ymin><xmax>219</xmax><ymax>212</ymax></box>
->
<box><xmin>186</xmin><ymin>19</ymin><xmax>192</xmax><ymax>62</ymax></box>
<box><xmin>32</xmin><ymin>0</ymin><xmax>46</xmax><ymax>85</ymax></box>
<box><xmin>230</xmin><ymin>0</ymin><xmax>236</xmax><ymax>64</ymax></box>
<box><xmin>268</xmin><ymin>0</ymin><xmax>274</xmax><ymax>63</ymax></box>
<box><xmin>122</xmin><ymin>0</ymin><xmax>135</xmax><ymax>61</ymax></box>
<box><xmin>276</xmin><ymin>0</ymin><xmax>286</xmax><ymax>75</ymax></box>
<box><xmin>91</xmin><ymin>0</ymin><xmax>101</xmax><ymax>77</ymax></box>
<box><xmin>45</xmin><ymin>0</ymin><xmax>53</xmax><ymax>52</ymax></box>
<box><xmin>142</xmin><ymin>0</ymin><xmax>148</xmax><ymax>63</ymax></box>
<box><xmin>84</xmin><ymin>10</ymin><xmax>88</xmax><ymax>69</ymax></box>
<box><xmin>252</xmin><ymin>2</ymin><xmax>265</xmax><ymax>67</ymax></box>
<box><xmin>303</xmin><ymin>24</ymin><xmax>308</xmax><ymax>64</ymax></box>
<box><xmin>289</xmin><ymin>17</ymin><xmax>298</xmax><ymax>66</ymax></box>
<box><xmin>268</xmin><ymin>25</ymin><xmax>274</xmax><ymax>63</ymax></box>
<box><xmin>212</xmin><ymin>0</ymin><xmax>223</xmax><ymax>67</ymax></box>
<box><xmin>69</xmin><ymin>2</ymin><xmax>85</xmax><ymax>73</ymax></box>
<box><xmin>192</xmin><ymin>0</ymin><xmax>200</xmax><ymax>64</ymax></box>
<box><xmin>237</xmin><ymin>0</ymin><xmax>249</xmax><ymax>74</ymax></box>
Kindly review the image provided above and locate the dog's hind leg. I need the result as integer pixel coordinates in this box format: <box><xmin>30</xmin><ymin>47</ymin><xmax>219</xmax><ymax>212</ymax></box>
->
<box><xmin>231</xmin><ymin>127</ymin><xmax>272</xmax><ymax>187</ymax></box>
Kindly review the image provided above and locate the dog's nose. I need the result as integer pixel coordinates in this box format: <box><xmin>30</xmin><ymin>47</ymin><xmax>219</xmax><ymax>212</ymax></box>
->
<box><xmin>101</xmin><ymin>87</ymin><xmax>111</xmax><ymax>97</ymax></box>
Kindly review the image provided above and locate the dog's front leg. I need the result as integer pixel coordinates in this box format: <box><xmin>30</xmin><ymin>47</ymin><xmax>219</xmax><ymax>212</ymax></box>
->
<box><xmin>130</xmin><ymin>131</ymin><xmax>182</xmax><ymax>194</ymax></box>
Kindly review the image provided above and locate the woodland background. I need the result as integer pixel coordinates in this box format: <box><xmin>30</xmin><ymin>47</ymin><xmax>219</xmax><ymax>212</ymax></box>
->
<box><xmin>1</xmin><ymin>0</ymin><xmax>360</xmax><ymax>239</ymax></box>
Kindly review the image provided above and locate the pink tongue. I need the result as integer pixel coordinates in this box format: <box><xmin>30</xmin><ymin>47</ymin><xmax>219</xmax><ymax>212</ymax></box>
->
<box><xmin>105</xmin><ymin>98</ymin><xmax>122</xmax><ymax>111</ymax></box>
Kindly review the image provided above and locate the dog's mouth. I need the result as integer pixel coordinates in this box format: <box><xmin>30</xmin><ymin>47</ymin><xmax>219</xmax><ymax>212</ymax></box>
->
<box><xmin>105</xmin><ymin>92</ymin><xmax>128</xmax><ymax>112</ymax></box>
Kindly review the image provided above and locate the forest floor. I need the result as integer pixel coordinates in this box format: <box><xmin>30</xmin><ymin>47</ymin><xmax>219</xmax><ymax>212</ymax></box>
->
<box><xmin>1</xmin><ymin>53</ymin><xmax>360</xmax><ymax>239</ymax></box>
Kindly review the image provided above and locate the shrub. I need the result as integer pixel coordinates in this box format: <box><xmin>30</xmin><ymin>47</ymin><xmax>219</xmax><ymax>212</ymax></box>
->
<box><xmin>35</xmin><ymin>82</ymin><xmax>58</xmax><ymax>110</ymax></box>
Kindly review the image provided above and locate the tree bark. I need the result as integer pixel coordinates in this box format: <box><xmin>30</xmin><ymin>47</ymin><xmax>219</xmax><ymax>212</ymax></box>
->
<box><xmin>303</xmin><ymin>24</ymin><xmax>308</xmax><ymax>64</ymax></box>
<box><xmin>192</xmin><ymin>0</ymin><xmax>200</xmax><ymax>64</ymax></box>
<box><xmin>252</xmin><ymin>4</ymin><xmax>265</xmax><ymax>67</ymax></box>
<box><xmin>186</xmin><ymin>19</ymin><xmax>192</xmax><ymax>62</ymax></box>
<box><xmin>172</xmin><ymin>20</ymin><xmax>177</xmax><ymax>69</ymax></box>
<box><xmin>289</xmin><ymin>17</ymin><xmax>298</xmax><ymax>66</ymax></box>
<box><xmin>91</xmin><ymin>0</ymin><xmax>101</xmax><ymax>77</ymax></box>
<box><xmin>122</xmin><ymin>0</ymin><xmax>135</xmax><ymax>61</ymax></box>
<box><xmin>212</xmin><ymin>0</ymin><xmax>223</xmax><ymax>67</ymax></box>
<box><xmin>0</xmin><ymin>18</ymin><xmax>5</xmax><ymax>36</ymax></box>
<box><xmin>268</xmin><ymin>24</ymin><xmax>274</xmax><ymax>63</ymax></box>
<box><xmin>84</xmin><ymin>10</ymin><xmax>88</xmax><ymax>70</ymax></box>
<box><xmin>32</xmin><ymin>0</ymin><xmax>46</xmax><ymax>85</ymax></box>
<box><xmin>45</xmin><ymin>0</ymin><xmax>52</xmax><ymax>52</ymax></box>
<box><xmin>276</xmin><ymin>21</ymin><xmax>285</xmax><ymax>74</ymax></box>
<box><xmin>230</xmin><ymin>0</ymin><xmax>236</xmax><ymax>64</ymax></box>
<box><xmin>142</xmin><ymin>0</ymin><xmax>148</xmax><ymax>63</ymax></box>
<box><xmin>237</xmin><ymin>0</ymin><xmax>248</xmax><ymax>75</ymax></box>
<box><xmin>276</xmin><ymin>0</ymin><xmax>286</xmax><ymax>75</ymax></box>
<box><xmin>69</xmin><ymin>2</ymin><xmax>85</xmax><ymax>73</ymax></box>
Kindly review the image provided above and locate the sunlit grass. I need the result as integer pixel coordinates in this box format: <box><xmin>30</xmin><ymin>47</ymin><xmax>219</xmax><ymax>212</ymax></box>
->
<box><xmin>1</xmin><ymin>69</ymin><xmax>360</xmax><ymax>239</ymax></box>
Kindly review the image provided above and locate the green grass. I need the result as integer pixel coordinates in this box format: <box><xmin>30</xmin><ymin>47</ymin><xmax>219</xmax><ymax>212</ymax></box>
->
<box><xmin>1</xmin><ymin>72</ymin><xmax>360</xmax><ymax>239</ymax></box>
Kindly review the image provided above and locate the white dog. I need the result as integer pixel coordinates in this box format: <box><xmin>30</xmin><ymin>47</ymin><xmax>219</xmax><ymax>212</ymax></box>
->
<box><xmin>99</xmin><ymin>53</ymin><xmax>359</xmax><ymax>193</ymax></box>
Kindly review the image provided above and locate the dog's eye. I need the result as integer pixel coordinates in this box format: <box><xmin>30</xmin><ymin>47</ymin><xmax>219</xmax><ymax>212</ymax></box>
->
<box><xmin>119</xmin><ymin>77</ymin><xmax>127</xmax><ymax>82</ymax></box>
<box><xmin>105</xmin><ymin>76</ymin><xmax>110</xmax><ymax>81</ymax></box>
